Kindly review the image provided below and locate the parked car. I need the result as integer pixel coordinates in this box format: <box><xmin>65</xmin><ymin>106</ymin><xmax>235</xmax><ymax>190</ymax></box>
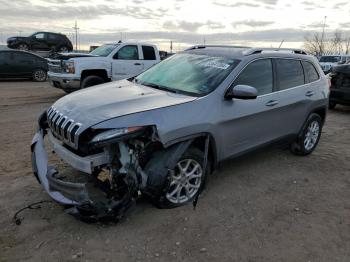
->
<box><xmin>328</xmin><ymin>63</ymin><xmax>350</xmax><ymax>109</ymax></box>
<box><xmin>31</xmin><ymin>46</ymin><xmax>328</xmax><ymax>221</ymax></box>
<box><xmin>47</xmin><ymin>42</ymin><xmax>161</xmax><ymax>92</ymax></box>
<box><xmin>0</xmin><ymin>50</ymin><xmax>48</xmax><ymax>81</ymax></box>
<box><xmin>319</xmin><ymin>55</ymin><xmax>350</xmax><ymax>74</ymax></box>
<box><xmin>7</xmin><ymin>32</ymin><xmax>73</xmax><ymax>52</ymax></box>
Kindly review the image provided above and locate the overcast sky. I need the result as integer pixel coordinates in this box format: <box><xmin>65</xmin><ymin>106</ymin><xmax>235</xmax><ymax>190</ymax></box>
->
<box><xmin>0</xmin><ymin>0</ymin><xmax>349</xmax><ymax>51</ymax></box>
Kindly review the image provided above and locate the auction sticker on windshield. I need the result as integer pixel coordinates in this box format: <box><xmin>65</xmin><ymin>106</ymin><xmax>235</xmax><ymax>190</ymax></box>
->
<box><xmin>203</xmin><ymin>61</ymin><xmax>231</xmax><ymax>70</ymax></box>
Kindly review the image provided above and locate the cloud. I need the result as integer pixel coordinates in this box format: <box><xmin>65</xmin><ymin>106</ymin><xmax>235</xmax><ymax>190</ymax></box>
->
<box><xmin>300</xmin><ymin>1</ymin><xmax>324</xmax><ymax>9</ymax></box>
<box><xmin>0</xmin><ymin>2</ymin><xmax>168</xmax><ymax>21</ymax></box>
<box><xmin>333</xmin><ymin>1</ymin><xmax>348</xmax><ymax>9</ymax></box>
<box><xmin>340</xmin><ymin>22</ymin><xmax>350</xmax><ymax>28</ymax></box>
<box><xmin>232</xmin><ymin>20</ymin><xmax>275</xmax><ymax>27</ymax></box>
<box><xmin>307</xmin><ymin>22</ymin><xmax>329</xmax><ymax>29</ymax></box>
<box><xmin>213</xmin><ymin>1</ymin><xmax>260</xmax><ymax>8</ymax></box>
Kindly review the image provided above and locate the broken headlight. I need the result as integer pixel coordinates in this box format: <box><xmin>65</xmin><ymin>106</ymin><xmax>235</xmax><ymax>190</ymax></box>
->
<box><xmin>90</xmin><ymin>127</ymin><xmax>144</xmax><ymax>146</ymax></box>
<box><xmin>64</xmin><ymin>61</ymin><xmax>75</xmax><ymax>74</ymax></box>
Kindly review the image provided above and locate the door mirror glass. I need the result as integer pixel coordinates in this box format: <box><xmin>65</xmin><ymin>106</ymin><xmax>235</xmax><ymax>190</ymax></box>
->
<box><xmin>225</xmin><ymin>85</ymin><xmax>258</xmax><ymax>100</ymax></box>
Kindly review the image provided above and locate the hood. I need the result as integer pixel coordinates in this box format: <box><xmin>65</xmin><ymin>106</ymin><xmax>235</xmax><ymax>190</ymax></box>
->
<box><xmin>48</xmin><ymin>52</ymin><xmax>97</xmax><ymax>60</ymax></box>
<box><xmin>7</xmin><ymin>36</ymin><xmax>27</xmax><ymax>41</ymax></box>
<box><xmin>52</xmin><ymin>80</ymin><xmax>197</xmax><ymax>128</ymax></box>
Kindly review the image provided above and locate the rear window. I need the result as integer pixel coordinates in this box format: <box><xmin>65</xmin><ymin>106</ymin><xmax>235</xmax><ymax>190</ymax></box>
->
<box><xmin>142</xmin><ymin>46</ymin><xmax>156</xmax><ymax>60</ymax></box>
<box><xmin>302</xmin><ymin>61</ymin><xmax>319</xmax><ymax>83</ymax></box>
<box><xmin>275</xmin><ymin>59</ymin><xmax>304</xmax><ymax>90</ymax></box>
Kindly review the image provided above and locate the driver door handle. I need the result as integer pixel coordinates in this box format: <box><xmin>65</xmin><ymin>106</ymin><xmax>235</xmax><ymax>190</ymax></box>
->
<box><xmin>305</xmin><ymin>90</ymin><xmax>314</xmax><ymax>97</ymax></box>
<box><xmin>265</xmin><ymin>100</ymin><xmax>279</xmax><ymax>107</ymax></box>
<box><xmin>134</xmin><ymin>63</ymin><xmax>142</xmax><ymax>66</ymax></box>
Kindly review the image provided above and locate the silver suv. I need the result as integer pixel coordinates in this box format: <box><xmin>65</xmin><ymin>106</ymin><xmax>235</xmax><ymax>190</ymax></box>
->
<box><xmin>31</xmin><ymin>46</ymin><xmax>329</xmax><ymax>221</ymax></box>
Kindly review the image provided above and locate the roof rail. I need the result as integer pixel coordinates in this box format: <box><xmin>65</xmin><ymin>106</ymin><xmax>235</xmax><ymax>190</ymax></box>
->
<box><xmin>243</xmin><ymin>48</ymin><xmax>308</xmax><ymax>56</ymax></box>
<box><xmin>185</xmin><ymin>45</ymin><xmax>250</xmax><ymax>51</ymax></box>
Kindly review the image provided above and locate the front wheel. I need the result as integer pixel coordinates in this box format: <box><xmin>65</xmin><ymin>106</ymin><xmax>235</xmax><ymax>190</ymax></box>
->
<box><xmin>32</xmin><ymin>69</ymin><xmax>47</xmax><ymax>82</ymax></box>
<box><xmin>80</xmin><ymin>76</ymin><xmax>105</xmax><ymax>89</ymax></box>
<box><xmin>290</xmin><ymin>113</ymin><xmax>323</xmax><ymax>156</ymax></box>
<box><xmin>17</xmin><ymin>43</ymin><xmax>29</xmax><ymax>51</ymax></box>
<box><xmin>155</xmin><ymin>148</ymin><xmax>209</xmax><ymax>208</ymax></box>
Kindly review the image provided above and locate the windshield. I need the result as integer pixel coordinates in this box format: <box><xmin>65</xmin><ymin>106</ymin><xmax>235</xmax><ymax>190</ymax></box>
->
<box><xmin>319</xmin><ymin>56</ymin><xmax>341</xmax><ymax>63</ymax></box>
<box><xmin>135</xmin><ymin>53</ymin><xmax>239</xmax><ymax>96</ymax></box>
<box><xmin>90</xmin><ymin>44</ymin><xmax>119</xmax><ymax>57</ymax></box>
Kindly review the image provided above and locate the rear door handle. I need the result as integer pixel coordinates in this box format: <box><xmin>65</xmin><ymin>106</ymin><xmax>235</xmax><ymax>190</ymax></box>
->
<box><xmin>305</xmin><ymin>91</ymin><xmax>314</xmax><ymax>97</ymax></box>
<box><xmin>265</xmin><ymin>100</ymin><xmax>279</xmax><ymax>107</ymax></box>
<box><xmin>134</xmin><ymin>63</ymin><xmax>142</xmax><ymax>66</ymax></box>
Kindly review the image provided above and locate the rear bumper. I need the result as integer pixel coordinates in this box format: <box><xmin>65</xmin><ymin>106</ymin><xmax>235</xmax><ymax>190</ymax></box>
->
<box><xmin>48</xmin><ymin>72</ymin><xmax>80</xmax><ymax>90</ymax></box>
<box><xmin>330</xmin><ymin>88</ymin><xmax>350</xmax><ymax>105</ymax></box>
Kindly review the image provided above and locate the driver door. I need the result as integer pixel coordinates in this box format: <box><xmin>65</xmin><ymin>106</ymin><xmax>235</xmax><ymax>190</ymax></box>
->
<box><xmin>112</xmin><ymin>45</ymin><xmax>144</xmax><ymax>80</ymax></box>
<box><xmin>31</xmin><ymin>33</ymin><xmax>49</xmax><ymax>51</ymax></box>
<box><xmin>219</xmin><ymin>58</ymin><xmax>284</xmax><ymax>158</ymax></box>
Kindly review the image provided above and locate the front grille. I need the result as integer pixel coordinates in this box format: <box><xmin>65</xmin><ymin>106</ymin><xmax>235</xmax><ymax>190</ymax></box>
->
<box><xmin>48</xmin><ymin>59</ymin><xmax>64</xmax><ymax>73</ymax></box>
<box><xmin>47</xmin><ymin>107</ymin><xmax>82</xmax><ymax>149</ymax></box>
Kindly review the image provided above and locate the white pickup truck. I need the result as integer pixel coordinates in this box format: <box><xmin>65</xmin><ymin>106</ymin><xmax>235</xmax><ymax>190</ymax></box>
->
<box><xmin>47</xmin><ymin>42</ymin><xmax>161</xmax><ymax>92</ymax></box>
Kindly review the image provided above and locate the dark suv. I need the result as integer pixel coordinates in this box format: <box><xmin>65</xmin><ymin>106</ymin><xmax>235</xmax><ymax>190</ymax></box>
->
<box><xmin>7</xmin><ymin>32</ymin><xmax>73</xmax><ymax>52</ymax></box>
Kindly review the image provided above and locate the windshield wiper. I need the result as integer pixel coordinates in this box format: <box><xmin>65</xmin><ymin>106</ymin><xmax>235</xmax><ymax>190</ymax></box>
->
<box><xmin>139</xmin><ymin>81</ymin><xmax>179</xmax><ymax>94</ymax></box>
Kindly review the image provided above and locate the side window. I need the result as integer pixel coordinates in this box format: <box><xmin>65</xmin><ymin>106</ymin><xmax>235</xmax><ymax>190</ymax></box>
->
<box><xmin>234</xmin><ymin>59</ymin><xmax>273</xmax><ymax>95</ymax></box>
<box><xmin>302</xmin><ymin>61</ymin><xmax>319</xmax><ymax>83</ymax></box>
<box><xmin>275</xmin><ymin>59</ymin><xmax>304</xmax><ymax>90</ymax></box>
<box><xmin>114</xmin><ymin>45</ymin><xmax>138</xmax><ymax>60</ymax></box>
<box><xmin>48</xmin><ymin>34</ymin><xmax>58</xmax><ymax>40</ymax></box>
<box><xmin>142</xmin><ymin>46</ymin><xmax>156</xmax><ymax>60</ymax></box>
<box><xmin>33</xmin><ymin>33</ymin><xmax>45</xmax><ymax>40</ymax></box>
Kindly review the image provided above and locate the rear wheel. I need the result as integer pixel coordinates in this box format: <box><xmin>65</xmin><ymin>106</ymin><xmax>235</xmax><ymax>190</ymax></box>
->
<box><xmin>32</xmin><ymin>69</ymin><xmax>47</xmax><ymax>82</ymax></box>
<box><xmin>81</xmin><ymin>76</ymin><xmax>105</xmax><ymax>89</ymax></box>
<box><xmin>17</xmin><ymin>43</ymin><xmax>29</xmax><ymax>51</ymax></box>
<box><xmin>57</xmin><ymin>45</ymin><xmax>69</xmax><ymax>52</ymax></box>
<box><xmin>290</xmin><ymin>113</ymin><xmax>322</xmax><ymax>156</ymax></box>
<box><xmin>155</xmin><ymin>148</ymin><xmax>209</xmax><ymax>208</ymax></box>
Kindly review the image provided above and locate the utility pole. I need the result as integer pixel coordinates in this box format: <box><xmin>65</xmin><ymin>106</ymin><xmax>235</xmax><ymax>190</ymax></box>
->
<box><xmin>73</xmin><ymin>21</ymin><xmax>79</xmax><ymax>51</ymax></box>
<box><xmin>321</xmin><ymin>16</ymin><xmax>327</xmax><ymax>56</ymax></box>
<box><xmin>170</xmin><ymin>40</ymin><xmax>173</xmax><ymax>53</ymax></box>
<box><xmin>203</xmin><ymin>36</ymin><xmax>206</xmax><ymax>45</ymax></box>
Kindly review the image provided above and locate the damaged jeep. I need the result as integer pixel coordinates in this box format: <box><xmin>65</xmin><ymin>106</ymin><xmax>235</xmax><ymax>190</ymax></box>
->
<box><xmin>31</xmin><ymin>46</ymin><xmax>329</xmax><ymax>221</ymax></box>
<box><xmin>328</xmin><ymin>63</ymin><xmax>350</xmax><ymax>109</ymax></box>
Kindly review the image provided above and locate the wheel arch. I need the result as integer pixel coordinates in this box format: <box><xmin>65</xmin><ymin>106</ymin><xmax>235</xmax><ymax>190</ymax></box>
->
<box><xmin>163</xmin><ymin>132</ymin><xmax>218</xmax><ymax>173</ymax></box>
<box><xmin>81</xmin><ymin>69</ymin><xmax>110</xmax><ymax>82</ymax></box>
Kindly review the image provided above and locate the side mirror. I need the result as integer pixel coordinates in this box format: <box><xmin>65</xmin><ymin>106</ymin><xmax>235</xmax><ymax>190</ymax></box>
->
<box><xmin>225</xmin><ymin>85</ymin><xmax>258</xmax><ymax>100</ymax></box>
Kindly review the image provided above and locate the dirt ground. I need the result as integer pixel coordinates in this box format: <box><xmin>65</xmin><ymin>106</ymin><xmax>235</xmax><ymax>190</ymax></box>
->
<box><xmin>0</xmin><ymin>80</ymin><xmax>349</xmax><ymax>262</ymax></box>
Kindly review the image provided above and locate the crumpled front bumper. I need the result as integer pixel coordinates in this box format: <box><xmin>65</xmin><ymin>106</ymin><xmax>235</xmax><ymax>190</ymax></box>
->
<box><xmin>31</xmin><ymin>130</ymin><xmax>90</xmax><ymax>205</ymax></box>
<box><xmin>30</xmin><ymin>129</ymin><xmax>137</xmax><ymax>222</ymax></box>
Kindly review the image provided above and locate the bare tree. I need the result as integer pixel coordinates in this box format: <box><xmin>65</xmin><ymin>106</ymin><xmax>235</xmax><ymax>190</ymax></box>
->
<box><xmin>304</xmin><ymin>32</ymin><xmax>323</xmax><ymax>56</ymax></box>
<box><xmin>304</xmin><ymin>29</ymin><xmax>350</xmax><ymax>56</ymax></box>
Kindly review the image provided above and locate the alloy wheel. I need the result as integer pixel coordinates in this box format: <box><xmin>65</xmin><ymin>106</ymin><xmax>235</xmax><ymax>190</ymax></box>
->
<box><xmin>33</xmin><ymin>69</ymin><xmax>47</xmax><ymax>82</ymax></box>
<box><xmin>304</xmin><ymin>120</ymin><xmax>320</xmax><ymax>151</ymax></box>
<box><xmin>166</xmin><ymin>159</ymin><xmax>203</xmax><ymax>204</ymax></box>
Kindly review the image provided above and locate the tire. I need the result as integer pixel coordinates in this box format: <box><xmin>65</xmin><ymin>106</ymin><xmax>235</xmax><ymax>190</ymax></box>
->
<box><xmin>17</xmin><ymin>43</ymin><xmax>29</xmax><ymax>51</ymax></box>
<box><xmin>80</xmin><ymin>76</ymin><xmax>105</xmax><ymax>89</ymax></box>
<box><xmin>154</xmin><ymin>147</ymin><xmax>210</xmax><ymax>209</ymax></box>
<box><xmin>57</xmin><ymin>45</ymin><xmax>69</xmax><ymax>52</ymax></box>
<box><xmin>329</xmin><ymin>101</ymin><xmax>336</xmax><ymax>110</ymax></box>
<box><xmin>290</xmin><ymin>113</ymin><xmax>323</xmax><ymax>156</ymax></box>
<box><xmin>32</xmin><ymin>68</ymin><xmax>47</xmax><ymax>82</ymax></box>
